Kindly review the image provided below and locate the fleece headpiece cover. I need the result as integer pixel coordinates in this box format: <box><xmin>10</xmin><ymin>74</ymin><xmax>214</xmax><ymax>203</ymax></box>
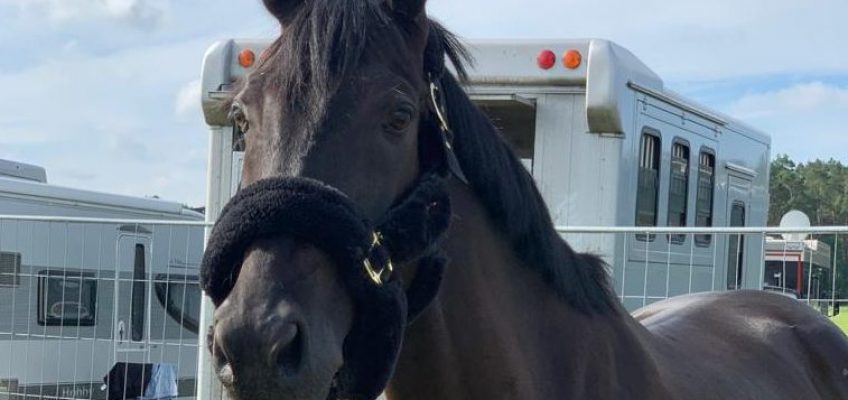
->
<box><xmin>200</xmin><ymin>174</ymin><xmax>451</xmax><ymax>400</ymax></box>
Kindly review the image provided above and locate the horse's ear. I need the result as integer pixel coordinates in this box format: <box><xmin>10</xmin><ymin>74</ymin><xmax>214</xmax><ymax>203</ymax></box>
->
<box><xmin>263</xmin><ymin>0</ymin><xmax>305</xmax><ymax>24</ymax></box>
<box><xmin>387</xmin><ymin>0</ymin><xmax>427</xmax><ymax>20</ymax></box>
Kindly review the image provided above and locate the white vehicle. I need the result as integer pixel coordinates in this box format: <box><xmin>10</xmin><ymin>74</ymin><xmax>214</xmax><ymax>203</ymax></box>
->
<box><xmin>0</xmin><ymin>160</ymin><xmax>205</xmax><ymax>400</ymax></box>
<box><xmin>200</xmin><ymin>38</ymin><xmax>770</xmax><ymax>313</ymax></box>
<box><xmin>764</xmin><ymin>237</ymin><xmax>832</xmax><ymax>301</ymax></box>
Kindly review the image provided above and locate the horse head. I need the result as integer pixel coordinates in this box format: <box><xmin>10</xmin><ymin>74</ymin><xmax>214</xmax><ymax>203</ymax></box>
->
<box><xmin>203</xmin><ymin>1</ymin><xmax>456</xmax><ymax>399</ymax></box>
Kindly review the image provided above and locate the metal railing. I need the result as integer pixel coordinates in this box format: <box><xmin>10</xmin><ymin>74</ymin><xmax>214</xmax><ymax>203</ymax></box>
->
<box><xmin>0</xmin><ymin>216</ymin><xmax>208</xmax><ymax>400</ymax></box>
<box><xmin>556</xmin><ymin>225</ymin><xmax>847</xmax><ymax>313</ymax></box>
<box><xmin>2</xmin><ymin>218</ymin><xmax>845</xmax><ymax>400</ymax></box>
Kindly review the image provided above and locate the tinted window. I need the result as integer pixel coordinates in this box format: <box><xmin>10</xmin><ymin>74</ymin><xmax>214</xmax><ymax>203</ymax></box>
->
<box><xmin>667</xmin><ymin>142</ymin><xmax>689</xmax><ymax>244</ymax></box>
<box><xmin>726</xmin><ymin>203</ymin><xmax>746</xmax><ymax>289</ymax></box>
<box><xmin>155</xmin><ymin>274</ymin><xmax>201</xmax><ymax>335</ymax></box>
<box><xmin>37</xmin><ymin>270</ymin><xmax>97</xmax><ymax>326</ymax></box>
<box><xmin>0</xmin><ymin>252</ymin><xmax>21</xmax><ymax>287</ymax></box>
<box><xmin>764</xmin><ymin>260</ymin><xmax>798</xmax><ymax>294</ymax></box>
<box><xmin>636</xmin><ymin>132</ymin><xmax>661</xmax><ymax>241</ymax></box>
<box><xmin>695</xmin><ymin>151</ymin><xmax>715</xmax><ymax>246</ymax></box>
<box><xmin>131</xmin><ymin>244</ymin><xmax>145</xmax><ymax>342</ymax></box>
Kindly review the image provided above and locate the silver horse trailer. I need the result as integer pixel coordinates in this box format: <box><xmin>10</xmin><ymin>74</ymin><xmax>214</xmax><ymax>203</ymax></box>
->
<box><xmin>0</xmin><ymin>160</ymin><xmax>205</xmax><ymax>399</ymax></box>
<box><xmin>198</xmin><ymin>38</ymin><xmax>770</xmax><ymax>314</ymax></box>
<box><xmin>457</xmin><ymin>40</ymin><xmax>771</xmax><ymax>309</ymax></box>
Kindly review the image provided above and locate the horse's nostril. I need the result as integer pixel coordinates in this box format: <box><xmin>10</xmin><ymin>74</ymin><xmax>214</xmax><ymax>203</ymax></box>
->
<box><xmin>273</xmin><ymin>324</ymin><xmax>304</xmax><ymax>376</ymax></box>
<box><xmin>208</xmin><ymin>326</ymin><xmax>233</xmax><ymax>373</ymax></box>
<box><xmin>210</xmin><ymin>338</ymin><xmax>230</xmax><ymax>369</ymax></box>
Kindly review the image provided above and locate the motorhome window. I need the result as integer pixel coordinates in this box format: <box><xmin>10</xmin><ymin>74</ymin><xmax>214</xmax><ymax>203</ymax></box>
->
<box><xmin>726</xmin><ymin>202</ymin><xmax>746</xmax><ymax>290</ymax></box>
<box><xmin>37</xmin><ymin>270</ymin><xmax>97</xmax><ymax>326</ymax></box>
<box><xmin>667</xmin><ymin>141</ymin><xmax>690</xmax><ymax>244</ymax></box>
<box><xmin>695</xmin><ymin>151</ymin><xmax>716</xmax><ymax>247</ymax></box>
<box><xmin>636</xmin><ymin>131</ymin><xmax>661</xmax><ymax>241</ymax></box>
<box><xmin>131</xmin><ymin>244</ymin><xmax>145</xmax><ymax>342</ymax></box>
<box><xmin>0</xmin><ymin>252</ymin><xmax>21</xmax><ymax>287</ymax></box>
<box><xmin>476</xmin><ymin>100</ymin><xmax>536</xmax><ymax>172</ymax></box>
<box><xmin>154</xmin><ymin>274</ymin><xmax>201</xmax><ymax>335</ymax></box>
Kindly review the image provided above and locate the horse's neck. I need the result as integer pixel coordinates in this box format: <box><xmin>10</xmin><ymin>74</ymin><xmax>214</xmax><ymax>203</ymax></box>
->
<box><xmin>387</xmin><ymin>181</ymin><xmax>671</xmax><ymax>400</ymax></box>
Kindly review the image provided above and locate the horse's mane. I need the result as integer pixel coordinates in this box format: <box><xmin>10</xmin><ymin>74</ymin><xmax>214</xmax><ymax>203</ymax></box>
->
<box><xmin>253</xmin><ymin>1</ymin><xmax>618</xmax><ymax>315</ymax></box>
<box><xmin>431</xmin><ymin>25</ymin><xmax>618</xmax><ymax>315</ymax></box>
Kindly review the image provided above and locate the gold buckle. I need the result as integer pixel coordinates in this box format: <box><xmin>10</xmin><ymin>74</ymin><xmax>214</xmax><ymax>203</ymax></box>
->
<box><xmin>363</xmin><ymin>232</ymin><xmax>394</xmax><ymax>285</ymax></box>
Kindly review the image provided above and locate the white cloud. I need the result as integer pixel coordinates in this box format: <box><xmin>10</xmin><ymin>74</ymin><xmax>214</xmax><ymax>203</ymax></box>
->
<box><xmin>175</xmin><ymin>79</ymin><xmax>202</xmax><ymax>117</ymax></box>
<box><xmin>2</xmin><ymin>0</ymin><xmax>847</xmax><ymax>206</ymax></box>
<box><xmin>429</xmin><ymin>0</ymin><xmax>848</xmax><ymax>80</ymax></box>
<box><xmin>722</xmin><ymin>82</ymin><xmax>848</xmax><ymax>162</ymax></box>
<box><xmin>0</xmin><ymin>37</ymin><xmax>213</xmax><ymax>205</ymax></box>
<box><xmin>729</xmin><ymin>82</ymin><xmax>848</xmax><ymax>119</ymax></box>
<box><xmin>4</xmin><ymin>0</ymin><xmax>170</xmax><ymax>29</ymax></box>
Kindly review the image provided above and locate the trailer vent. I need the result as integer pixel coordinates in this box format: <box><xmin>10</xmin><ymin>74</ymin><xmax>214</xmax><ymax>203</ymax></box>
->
<box><xmin>0</xmin><ymin>252</ymin><xmax>21</xmax><ymax>287</ymax></box>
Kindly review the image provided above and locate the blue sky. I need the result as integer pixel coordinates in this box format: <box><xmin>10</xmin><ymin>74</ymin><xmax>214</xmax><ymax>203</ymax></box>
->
<box><xmin>1</xmin><ymin>0</ymin><xmax>846</xmax><ymax>207</ymax></box>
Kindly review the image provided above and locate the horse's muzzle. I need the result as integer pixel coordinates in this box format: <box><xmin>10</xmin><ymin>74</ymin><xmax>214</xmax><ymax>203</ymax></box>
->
<box><xmin>210</xmin><ymin>300</ymin><xmax>307</xmax><ymax>383</ymax></box>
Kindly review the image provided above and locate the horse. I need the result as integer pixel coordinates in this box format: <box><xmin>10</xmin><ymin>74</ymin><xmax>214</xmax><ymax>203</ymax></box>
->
<box><xmin>201</xmin><ymin>0</ymin><xmax>848</xmax><ymax>399</ymax></box>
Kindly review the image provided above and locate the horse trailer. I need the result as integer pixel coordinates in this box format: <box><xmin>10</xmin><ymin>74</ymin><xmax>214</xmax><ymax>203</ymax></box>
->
<box><xmin>0</xmin><ymin>160</ymin><xmax>206</xmax><ymax>399</ymax></box>
<box><xmin>200</xmin><ymin>38</ymin><xmax>770</xmax><ymax>311</ymax></box>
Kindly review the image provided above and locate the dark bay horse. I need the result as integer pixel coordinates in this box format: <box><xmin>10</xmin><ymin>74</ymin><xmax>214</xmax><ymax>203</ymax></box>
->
<box><xmin>204</xmin><ymin>0</ymin><xmax>848</xmax><ymax>399</ymax></box>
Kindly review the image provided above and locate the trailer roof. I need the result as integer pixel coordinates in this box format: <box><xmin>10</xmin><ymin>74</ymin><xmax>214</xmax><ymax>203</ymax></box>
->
<box><xmin>0</xmin><ymin>159</ymin><xmax>47</xmax><ymax>183</ymax></box>
<box><xmin>457</xmin><ymin>39</ymin><xmax>660</xmax><ymax>87</ymax></box>
<box><xmin>765</xmin><ymin>237</ymin><xmax>832</xmax><ymax>269</ymax></box>
<box><xmin>0</xmin><ymin>176</ymin><xmax>203</xmax><ymax>220</ymax></box>
<box><xmin>200</xmin><ymin>38</ymin><xmax>769</xmax><ymax>142</ymax></box>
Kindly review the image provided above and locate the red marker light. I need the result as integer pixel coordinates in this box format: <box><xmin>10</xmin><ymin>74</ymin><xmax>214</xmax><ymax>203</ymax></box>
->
<box><xmin>563</xmin><ymin>49</ymin><xmax>582</xmax><ymax>69</ymax></box>
<box><xmin>238</xmin><ymin>49</ymin><xmax>256</xmax><ymax>68</ymax></box>
<box><xmin>537</xmin><ymin>49</ymin><xmax>556</xmax><ymax>70</ymax></box>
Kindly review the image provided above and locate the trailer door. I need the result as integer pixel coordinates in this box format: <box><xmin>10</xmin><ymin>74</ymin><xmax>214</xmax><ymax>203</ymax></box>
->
<box><xmin>725</xmin><ymin>175</ymin><xmax>751</xmax><ymax>290</ymax></box>
<box><xmin>114</xmin><ymin>235</ymin><xmax>151</xmax><ymax>364</ymax></box>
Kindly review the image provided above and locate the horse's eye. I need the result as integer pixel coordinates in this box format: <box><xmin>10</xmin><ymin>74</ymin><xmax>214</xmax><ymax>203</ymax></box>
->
<box><xmin>386</xmin><ymin>106</ymin><xmax>415</xmax><ymax>132</ymax></box>
<box><xmin>230</xmin><ymin>105</ymin><xmax>249</xmax><ymax>133</ymax></box>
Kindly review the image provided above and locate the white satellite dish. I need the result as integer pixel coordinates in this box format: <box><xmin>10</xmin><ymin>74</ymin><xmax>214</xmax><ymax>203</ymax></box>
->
<box><xmin>779</xmin><ymin>210</ymin><xmax>811</xmax><ymax>242</ymax></box>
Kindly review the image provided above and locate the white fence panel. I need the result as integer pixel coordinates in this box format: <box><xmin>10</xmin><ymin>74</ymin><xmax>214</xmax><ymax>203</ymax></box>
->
<box><xmin>556</xmin><ymin>226</ymin><xmax>848</xmax><ymax>313</ymax></box>
<box><xmin>0</xmin><ymin>217</ymin><xmax>208</xmax><ymax>400</ymax></box>
<box><xmin>2</xmin><ymin>219</ymin><xmax>845</xmax><ymax>400</ymax></box>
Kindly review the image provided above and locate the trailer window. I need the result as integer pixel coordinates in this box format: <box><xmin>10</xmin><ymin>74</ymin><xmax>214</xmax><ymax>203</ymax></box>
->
<box><xmin>131</xmin><ymin>244</ymin><xmax>145</xmax><ymax>342</ymax></box>
<box><xmin>37</xmin><ymin>270</ymin><xmax>97</xmax><ymax>326</ymax></box>
<box><xmin>155</xmin><ymin>274</ymin><xmax>201</xmax><ymax>335</ymax></box>
<box><xmin>476</xmin><ymin>99</ymin><xmax>536</xmax><ymax>172</ymax></box>
<box><xmin>0</xmin><ymin>252</ymin><xmax>21</xmax><ymax>287</ymax></box>
<box><xmin>695</xmin><ymin>151</ymin><xmax>715</xmax><ymax>246</ymax></box>
<box><xmin>667</xmin><ymin>141</ymin><xmax>689</xmax><ymax>244</ymax></box>
<box><xmin>726</xmin><ymin>202</ymin><xmax>746</xmax><ymax>290</ymax></box>
<box><xmin>636</xmin><ymin>131</ymin><xmax>660</xmax><ymax>240</ymax></box>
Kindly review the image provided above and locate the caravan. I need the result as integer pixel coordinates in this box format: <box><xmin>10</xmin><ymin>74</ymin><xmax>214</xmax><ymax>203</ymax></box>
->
<box><xmin>0</xmin><ymin>160</ymin><xmax>205</xmax><ymax>399</ymax></box>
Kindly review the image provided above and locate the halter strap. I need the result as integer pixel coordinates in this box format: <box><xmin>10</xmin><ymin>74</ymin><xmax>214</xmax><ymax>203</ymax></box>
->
<box><xmin>427</xmin><ymin>74</ymin><xmax>469</xmax><ymax>184</ymax></box>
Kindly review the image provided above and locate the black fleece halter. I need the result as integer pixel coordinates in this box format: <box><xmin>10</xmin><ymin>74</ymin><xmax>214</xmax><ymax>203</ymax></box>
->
<box><xmin>200</xmin><ymin>49</ymin><xmax>463</xmax><ymax>399</ymax></box>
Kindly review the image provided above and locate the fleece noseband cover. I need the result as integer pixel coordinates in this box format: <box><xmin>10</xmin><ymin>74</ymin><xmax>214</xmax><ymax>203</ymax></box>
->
<box><xmin>200</xmin><ymin>174</ymin><xmax>451</xmax><ymax>400</ymax></box>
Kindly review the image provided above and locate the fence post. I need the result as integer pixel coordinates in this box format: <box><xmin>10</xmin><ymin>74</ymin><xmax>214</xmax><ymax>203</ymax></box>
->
<box><xmin>197</xmin><ymin>125</ymin><xmax>234</xmax><ymax>400</ymax></box>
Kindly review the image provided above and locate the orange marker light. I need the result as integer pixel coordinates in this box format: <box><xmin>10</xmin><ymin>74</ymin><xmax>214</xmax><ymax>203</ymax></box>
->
<box><xmin>238</xmin><ymin>49</ymin><xmax>256</xmax><ymax>68</ymax></box>
<box><xmin>562</xmin><ymin>49</ymin><xmax>582</xmax><ymax>69</ymax></box>
<box><xmin>537</xmin><ymin>49</ymin><xmax>556</xmax><ymax>70</ymax></box>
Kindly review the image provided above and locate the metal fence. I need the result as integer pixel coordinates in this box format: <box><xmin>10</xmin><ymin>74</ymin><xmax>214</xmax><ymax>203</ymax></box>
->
<box><xmin>556</xmin><ymin>226</ymin><xmax>848</xmax><ymax>313</ymax></box>
<box><xmin>2</xmin><ymin>218</ymin><xmax>846</xmax><ymax>400</ymax></box>
<box><xmin>0</xmin><ymin>216</ymin><xmax>209</xmax><ymax>400</ymax></box>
